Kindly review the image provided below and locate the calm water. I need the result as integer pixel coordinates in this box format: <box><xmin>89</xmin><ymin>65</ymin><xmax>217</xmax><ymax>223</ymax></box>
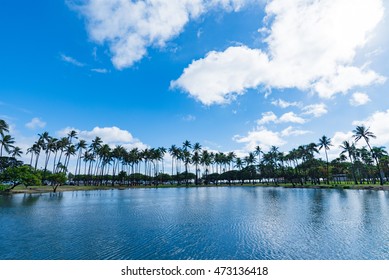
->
<box><xmin>1</xmin><ymin>187</ymin><xmax>389</xmax><ymax>260</ymax></box>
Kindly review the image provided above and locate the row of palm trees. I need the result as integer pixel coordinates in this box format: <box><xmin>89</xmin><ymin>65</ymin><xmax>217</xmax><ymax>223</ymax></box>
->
<box><xmin>1</xmin><ymin>118</ymin><xmax>388</xmax><ymax>186</ymax></box>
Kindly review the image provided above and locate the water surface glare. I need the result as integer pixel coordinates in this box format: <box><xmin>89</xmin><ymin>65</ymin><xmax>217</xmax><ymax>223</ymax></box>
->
<box><xmin>1</xmin><ymin>187</ymin><xmax>389</xmax><ymax>259</ymax></box>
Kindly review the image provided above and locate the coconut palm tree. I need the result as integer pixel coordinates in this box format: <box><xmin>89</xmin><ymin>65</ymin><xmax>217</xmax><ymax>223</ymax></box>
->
<box><xmin>10</xmin><ymin>146</ymin><xmax>23</xmax><ymax>158</ymax></box>
<box><xmin>318</xmin><ymin>135</ymin><xmax>332</xmax><ymax>184</ymax></box>
<box><xmin>340</xmin><ymin>140</ymin><xmax>358</xmax><ymax>184</ymax></box>
<box><xmin>0</xmin><ymin>119</ymin><xmax>9</xmax><ymax>135</ymax></box>
<box><xmin>26</xmin><ymin>146</ymin><xmax>34</xmax><ymax>166</ymax></box>
<box><xmin>200</xmin><ymin>149</ymin><xmax>212</xmax><ymax>182</ymax></box>
<box><xmin>226</xmin><ymin>151</ymin><xmax>236</xmax><ymax>171</ymax></box>
<box><xmin>192</xmin><ymin>142</ymin><xmax>202</xmax><ymax>184</ymax></box>
<box><xmin>182</xmin><ymin>141</ymin><xmax>192</xmax><ymax>184</ymax></box>
<box><xmin>54</xmin><ymin>137</ymin><xmax>69</xmax><ymax>172</ymax></box>
<box><xmin>192</xmin><ymin>150</ymin><xmax>201</xmax><ymax>185</ymax></box>
<box><xmin>254</xmin><ymin>146</ymin><xmax>262</xmax><ymax>169</ymax></box>
<box><xmin>74</xmin><ymin>139</ymin><xmax>87</xmax><ymax>180</ymax></box>
<box><xmin>372</xmin><ymin>146</ymin><xmax>388</xmax><ymax>179</ymax></box>
<box><xmin>353</xmin><ymin>125</ymin><xmax>383</xmax><ymax>185</ymax></box>
<box><xmin>31</xmin><ymin>140</ymin><xmax>43</xmax><ymax>170</ymax></box>
<box><xmin>0</xmin><ymin>133</ymin><xmax>15</xmax><ymax>157</ymax></box>
<box><xmin>43</xmin><ymin>136</ymin><xmax>57</xmax><ymax>179</ymax></box>
<box><xmin>64</xmin><ymin>144</ymin><xmax>76</xmax><ymax>173</ymax></box>
<box><xmin>168</xmin><ymin>145</ymin><xmax>178</xmax><ymax>177</ymax></box>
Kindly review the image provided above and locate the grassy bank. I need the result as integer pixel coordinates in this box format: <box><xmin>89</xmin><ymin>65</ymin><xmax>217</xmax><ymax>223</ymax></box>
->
<box><xmin>2</xmin><ymin>182</ymin><xmax>389</xmax><ymax>195</ymax></box>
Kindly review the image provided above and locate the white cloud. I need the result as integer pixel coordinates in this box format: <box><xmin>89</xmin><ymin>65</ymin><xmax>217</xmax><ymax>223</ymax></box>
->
<box><xmin>352</xmin><ymin>109</ymin><xmax>389</xmax><ymax>146</ymax></box>
<box><xmin>60</xmin><ymin>54</ymin><xmax>85</xmax><ymax>67</ymax></box>
<box><xmin>257</xmin><ymin>111</ymin><xmax>277</xmax><ymax>125</ymax></box>
<box><xmin>349</xmin><ymin>92</ymin><xmax>371</xmax><ymax>106</ymax></box>
<box><xmin>314</xmin><ymin>66</ymin><xmax>385</xmax><ymax>99</ymax></box>
<box><xmin>279</xmin><ymin>112</ymin><xmax>305</xmax><ymax>124</ymax></box>
<box><xmin>171</xmin><ymin>46</ymin><xmax>270</xmax><ymax>105</ymax></box>
<box><xmin>182</xmin><ymin>114</ymin><xmax>196</xmax><ymax>122</ymax></box>
<box><xmin>233</xmin><ymin>125</ymin><xmax>286</xmax><ymax>151</ymax></box>
<box><xmin>25</xmin><ymin>117</ymin><xmax>46</xmax><ymax>130</ymax></box>
<box><xmin>257</xmin><ymin>111</ymin><xmax>305</xmax><ymax>124</ymax></box>
<box><xmin>173</xmin><ymin>0</ymin><xmax>386</xmax><ymax>105</ymax></box>
<box><xmin>57</xmin><ymin>126</ymin><xmax>148</xmax><ymax>150</ymax></box>
<box><xmin>76</xmin><ymin>0</ymin><xmax>254</xmax><ymax>69</ymax></box>
<box><xmin>271</xmin><ymin>99</ymin><xmax>301</xmax><ymax>108</ymax></box>
<box><xmin>91</xmin><ymin>68</ymin><xmax>109</xmax><ymax>73</ymax></box>
<box><xmin>301</xmin><ymin>103</ymin><xmax>328</xmax><ymax>118</ymax></box>
<box><xmin>281</xmin><ymin>126</ymin><xmax>311</xmax><ymax>137</ymax></box>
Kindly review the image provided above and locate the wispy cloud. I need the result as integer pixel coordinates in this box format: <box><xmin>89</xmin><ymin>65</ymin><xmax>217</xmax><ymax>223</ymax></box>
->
<box><xmin>182</xmin><ymin>114</ymin><xmax>196</xmax><ymax>122</ymax></box>
<box><xmin>60</xmin><ymin>53</ymin><xmax>85</xmax><ymax>67</ymax></box>
<box><xmin>271</xmin><ymin>99</ymin><xmax>302</xmax><ymax>108</ymax></box>
<box><xmin>91</xmin><ymin>68</ymin><xmax>109</xmax><ymax>74</ymax></box>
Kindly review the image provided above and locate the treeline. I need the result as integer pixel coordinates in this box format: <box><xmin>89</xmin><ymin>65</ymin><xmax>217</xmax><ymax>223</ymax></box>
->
<box><xmin>1</xmin><ymin>118</ymin><xmax>389</xmax><ymax>192</ymax></box>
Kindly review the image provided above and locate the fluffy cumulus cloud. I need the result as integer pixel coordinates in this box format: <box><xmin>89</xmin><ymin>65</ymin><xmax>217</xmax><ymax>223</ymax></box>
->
<box><xmin>349</xmin><ymin>92</ymin><xmax>371</xmax><ymax>106</ymax></box>
<box><xmin>25</xmin><ymin>117</ymin><xmax>46</xmax><ymax>130</ymax></box>
<box><xmin>352</xmin><ymin>109</ymin><xmax>389</xmax><ymax>146</ymax></box>
<box><xmin>171</xmin><ymin>46</ymin><xmax>271</xmax><ymax>105</ymax></box>
<box><xmin>301</xmin><ymin>103</ymin><xmax>328</xmax><ymax>118</ymax></box>
<box><xmin>57</xmin><ymin>126</ymin><xmax>148</xmax><ymax>150</ymax></box>
<box><xmin>279</xmin><ymin>112</ymin><xmax>305</xmax><ymax>124</ymax></box>
<box><xmin>257</xmin><ymin>111</ymin><xmax>277</xmax><ymax>125</ymax></box>
<box><xmin>76</xmin><ymin>0</ymin><xmax>253</xmax><ymax>69</ymax></box>
<box><xmin>233</xmin><ymin>126</ymin><xmax>286</xmax><ymax>151</ymax></box>
<box><xmin>173</xmin><ymin>0</ymin><xmax>386</xmax><ymax>104</ymax></box>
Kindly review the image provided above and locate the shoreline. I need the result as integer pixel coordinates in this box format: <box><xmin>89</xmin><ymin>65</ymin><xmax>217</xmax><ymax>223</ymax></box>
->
<box><xmin>2</xmin><ymin>183</ymin><xmax>389</xmax><ymax>195</ymax></box>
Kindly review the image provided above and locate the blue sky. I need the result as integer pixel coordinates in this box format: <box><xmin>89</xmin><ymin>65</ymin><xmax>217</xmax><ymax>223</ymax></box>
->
<box><xmin>1</xmin><ymin>0</ymin><xmax>389</xmax><ymax>167</ymax></box>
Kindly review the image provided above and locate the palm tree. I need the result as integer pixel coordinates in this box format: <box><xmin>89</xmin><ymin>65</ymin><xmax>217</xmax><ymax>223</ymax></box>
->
<box><xmin>31</xmin><ymin>140</ymin><xmax>43</xmax><ymax>170</ymax></box>
<box><xmin>372</xmin><ymin>146</ymin><xmax>388</xmax><ymax>179</ymax></box>
<box><xmin>192</xmin><ymin>142</ymin><xmax>202</xmax><ymax>184</ymax></box>
<box><xmin>168</xmin><ymin>145</ymin><xmax>178</xmax><ymax>177</ymax></box>
<box><xmin>0</xmin><ymin>119</ymin><xmax>9</xmax><ymax>135</ymax></box>
<box><xmin>226</xmin><ymin>151</ymin><xmax>236</xmax><ymax>171</ymax></box>
<box><xmin>64</xmin><ymin>144</ymin><xmax>76</xmax><ymax>172</ymax></box>
<box><xmin>74</xmin><ymin>139</ymin><xmax>87</xmax><ymax>177</ymax></box>
<box><xmin>182</xmin><ymin>141</ymin><xmax>192</xmax><ymax>184</ymax></box>
<box><xmin>318</xmin><ymin>135</ymin><xmax>332</xmax><ymax>184</ymax></box>
<box><xmin>340</xmin><ymin>140</ymin><xmax>358</xmax><ymax>184</ymax></box>
<box><xmin>54</xmin><ymin>137</ymin><xmax>69</xmax><ymax>172</ymax></box>
<box><xmin>10</xmin><ymin>146</ymin><xmax>23</xmax><ymax>158</ymax></box>
<box><xmin>0</xmin><ymin>133</ymin><xmax>15</xmax><ymax>156</ymax></box>
<box><xmin>43</xmin><ymin>135</ymin><xmax>57</xmax><ymax>178</ymax></box>
<box><xmin>254</xmin><ymin>146</ymin><xmax>262</xmax><ymax>169</ymax></box>
<box><xmin>74</xmin><ymin>139</ymin><xmax>87</xmax><ymax>184</ymax></box>
<box><xmin>26</xmin><ymin>147</ymin><xmax>34</xmax><ymax>166</ymax></box>
<box><xmin>200</xmin><ymin>149</ymin><xmax>212</xmax><ymax>183</ymax></box>
<box><xmin>67</xmin><ymin>130</ymin><xmax>78</xmax><ymax>143</ymax></box>
<box><xmin>111</xmin><ymin>145</ymin><xmax>124</xmax><ymax>186</ymax></box>
<box><xmin>353</xmin><ymin>125</ymin><xmax>383</xmax><ymax>185</ymax></box>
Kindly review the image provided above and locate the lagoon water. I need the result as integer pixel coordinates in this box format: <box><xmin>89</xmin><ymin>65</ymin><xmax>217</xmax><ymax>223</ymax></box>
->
<box><xmin>1</xmin><ymin>186</ymin><xmax>389</xmax><ymax>260</ymax></box>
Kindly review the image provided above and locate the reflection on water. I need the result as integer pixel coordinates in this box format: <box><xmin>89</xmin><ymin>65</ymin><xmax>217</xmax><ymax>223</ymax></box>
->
<box><xmin>1</xmin><ymin>187</ymin><xmax>389</xmax><ymax>260</ymax></box>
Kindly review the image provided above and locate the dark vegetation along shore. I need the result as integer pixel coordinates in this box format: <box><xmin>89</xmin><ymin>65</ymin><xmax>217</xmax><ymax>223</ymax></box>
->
<box><xmin>2</xmin><ymin>119</ymin><xmax>389</xmax><ymax>194</ymax></box>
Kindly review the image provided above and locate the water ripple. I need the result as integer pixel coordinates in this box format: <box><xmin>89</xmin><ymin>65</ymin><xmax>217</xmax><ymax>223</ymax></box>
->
<box><xmin>1</xmin><ymin>187</ymin><xmax>389</xmax><ymax>259</ymax></box>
